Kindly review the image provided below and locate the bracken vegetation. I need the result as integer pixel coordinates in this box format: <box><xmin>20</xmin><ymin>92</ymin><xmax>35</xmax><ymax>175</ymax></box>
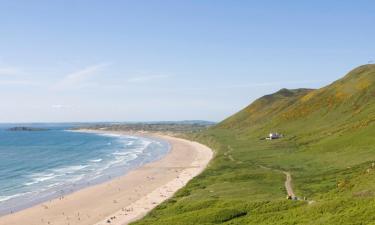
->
<box><xmin>132</xmin><ymin>64</ymin><xmax>375</xmax><ymax>225</ymax></box>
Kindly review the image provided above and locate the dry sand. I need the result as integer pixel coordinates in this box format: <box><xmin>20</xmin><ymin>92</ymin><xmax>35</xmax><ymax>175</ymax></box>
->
<box><xmin>0</xmin><ymin>131</ymin><xmax>213</xmax><ymax>225</ymax></box>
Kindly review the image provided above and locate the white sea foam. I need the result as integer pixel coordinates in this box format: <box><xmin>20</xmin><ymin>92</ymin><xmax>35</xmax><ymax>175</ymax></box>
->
<box><xmin>98</xmin><ymin>133</ymin><xmax>122</xmax><ymax>138</ymax></box>
<box><xmin>112</xmin><ymin>151</ymin><xmax>132</xmax><ymax>156</ymax></box>
<box><xmin>89</xmin><ymin>158</ymin><xmax>103</xmax><ymax>163</ymax></box>
<box><xmin>25</xmin><ymin>165</ymin><xmax>89</xmax><ymax>186</ymax></box>
<box><xmin>25</xmin><ymin>172</ymin><xmax>60</xmax><ymax>186</ymax></box>
<box><xmin>126</xmin><ymin>141</ymin><xmax>134</xmax><ymax>146</ymax></box>
<box><xmin>0</xmin><ymin>192</ymin><xmax>30</xmax><ymax>202</ymax></box>
<box><xmin>65</xmin><ymin>174</ymin><xmax>86</xmax><ymax>183</ymax></box>
<box><xmin>51</xmin><ymin>165</ymin><xmax>89</xmax><ymax>174</ymax></box>
<box><xmin>46</xmin><ymin>183</ymin><xmax>62</xmax><ymax>188</ymax></box>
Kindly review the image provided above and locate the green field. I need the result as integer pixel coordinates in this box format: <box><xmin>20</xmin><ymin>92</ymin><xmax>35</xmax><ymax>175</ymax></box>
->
<box><xmin>133</xmin><ymin>64</ymin><xmax>375</xmax><ymax>225</ymax></box>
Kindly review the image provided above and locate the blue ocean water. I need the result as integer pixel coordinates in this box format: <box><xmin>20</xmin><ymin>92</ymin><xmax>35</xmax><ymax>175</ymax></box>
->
<box><xmin>0</xmin><ymin>124</ymin><xmax>169</xmax><ymax>215</ymax></box>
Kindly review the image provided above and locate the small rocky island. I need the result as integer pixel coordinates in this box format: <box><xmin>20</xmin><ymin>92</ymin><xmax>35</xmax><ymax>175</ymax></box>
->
<box><xmin>7</xmin><ymin>127</ymin><xmax>49</xmax><ymax>131</ymax></box>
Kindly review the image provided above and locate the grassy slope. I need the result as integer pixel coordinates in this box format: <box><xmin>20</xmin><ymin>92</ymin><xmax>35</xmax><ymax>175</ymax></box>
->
<box><xmin>133</xmin><ymin>64</ymin><xmax>375</xmax><ymax>225</ymax></box>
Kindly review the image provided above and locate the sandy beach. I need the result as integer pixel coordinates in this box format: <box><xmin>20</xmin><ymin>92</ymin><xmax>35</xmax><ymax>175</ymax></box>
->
<box><xmin>0</xmin><ymin>131</ymin><xmax>213</xmax><ymax>225</ymax></box>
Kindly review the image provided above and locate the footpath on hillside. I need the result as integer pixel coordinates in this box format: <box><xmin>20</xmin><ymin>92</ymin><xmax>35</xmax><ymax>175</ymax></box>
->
<box><xmin>225</xmin><ymin>144</ymin><xmax>311</xmax><ymax>202</ymax></box>
<box><xmin>283</xmin><ymin>171</ymin><xmax>295</xmax><ymax>198</ymax></box>
<box><xmin>258</xmin><ymin>165</ymin><xmax>314</xmax><ymax>203</ymax></box>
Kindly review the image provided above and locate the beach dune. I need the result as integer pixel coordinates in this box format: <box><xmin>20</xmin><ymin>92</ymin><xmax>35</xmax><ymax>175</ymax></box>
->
<box><xmin>0</xmin><ymin>132</ymin><xmax>213</xmax><ymax>225</ymax></box>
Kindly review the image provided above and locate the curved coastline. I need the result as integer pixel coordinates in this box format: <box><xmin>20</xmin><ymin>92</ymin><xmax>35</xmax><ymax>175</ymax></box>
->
<box><xmin>0</xmin><ymin>130</ymin><xmax>170</xmax><ymax>217</ymax></box>
<box><xmin>0</xmin><ymin>130</ymin><xmax>213</xmax><ymax>225</ymax></box>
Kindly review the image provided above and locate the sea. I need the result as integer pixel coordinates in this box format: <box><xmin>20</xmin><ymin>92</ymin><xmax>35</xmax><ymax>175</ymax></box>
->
<box><xmin>0</xmin><ymin>124</ymin><xmax>170</xmax><ymax>215</ymax></box>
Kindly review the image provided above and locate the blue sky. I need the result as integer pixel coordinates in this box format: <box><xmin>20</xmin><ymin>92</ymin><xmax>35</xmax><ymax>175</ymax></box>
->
<box><xmin>0</xmin><ymin>0</ymin><xmax>374</xmax><ymax>122</ymax></box>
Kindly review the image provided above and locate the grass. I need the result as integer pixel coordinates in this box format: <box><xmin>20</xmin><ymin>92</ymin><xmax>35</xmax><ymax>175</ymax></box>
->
<box><xmin>132</xmin><ymin>64</ymin><xmax>375</xmax><ymax>225</ymax></box>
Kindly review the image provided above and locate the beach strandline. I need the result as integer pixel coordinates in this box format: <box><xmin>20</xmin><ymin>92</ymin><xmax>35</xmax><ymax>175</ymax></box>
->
<box><xmin>0</xmin><ymin>130</ymin><xmax>213</xmax><ymax>225</ymax></box>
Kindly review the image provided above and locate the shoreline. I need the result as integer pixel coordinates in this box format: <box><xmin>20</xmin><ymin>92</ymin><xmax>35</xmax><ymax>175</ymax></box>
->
<box><xmin>0</xmin><ymin>130</ymin><xmax>171</xmax><ymax>217</ymax></box>
<box><xmin>0</xmin><ymin>130</ymin><xmax>213</xmax><ymax>225</ymax></box>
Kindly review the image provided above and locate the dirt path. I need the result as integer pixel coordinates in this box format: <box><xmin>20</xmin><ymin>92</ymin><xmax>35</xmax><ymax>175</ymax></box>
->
<box><xmin>258</xmin><ymin>165</ymin><xmax>295</xmax><ymax>198</ymax></box>
<box><xmin>259</xmin><ymin>165</ymin><xmax>316</xmax><ymax>203</ymax></box>
<box><xmin>283</xmin><ymin>172</ymin><xmax>295</xmax><ymax>198</ymax></box>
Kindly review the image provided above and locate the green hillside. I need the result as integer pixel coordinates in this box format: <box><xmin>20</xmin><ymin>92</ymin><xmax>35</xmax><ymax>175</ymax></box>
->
<box><xmin>133</xmin><ymin>64</ymin><xmax>375</xmax><ymax>225</ymax></box>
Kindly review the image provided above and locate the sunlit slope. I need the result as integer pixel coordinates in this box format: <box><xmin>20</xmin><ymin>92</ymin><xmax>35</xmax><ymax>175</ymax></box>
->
<box><xmin>219</xmin><ymin>88</ymin><xmax>314</xmax><ymax>130</ymax></box>
<box><xmin>219</xmin><ymin>64</ymin><xmax>375</xmax><ymax>140</ymax></box>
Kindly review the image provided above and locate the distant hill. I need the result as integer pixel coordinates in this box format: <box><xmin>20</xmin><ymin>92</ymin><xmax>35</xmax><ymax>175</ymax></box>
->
<box><xmin>77</xmin><ymin>120</ymin><xmax>216</xmax><ymax>133</ymax></box>
<box><xmin>7</xmin><ymin>127</ymin><xmax>49</xmax><ymax>131</ymax></box>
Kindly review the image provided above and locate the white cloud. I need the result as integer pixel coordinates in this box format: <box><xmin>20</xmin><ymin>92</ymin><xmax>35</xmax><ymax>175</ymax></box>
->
<box><xmin>52</xmin><ymin>63</ymin><xmax>111</xmax><ymax>90</ymax></box>
<box><xmin>127</xmin><ymin>74</ymin><xmax>169</xmax><ymax>83</ymax></box>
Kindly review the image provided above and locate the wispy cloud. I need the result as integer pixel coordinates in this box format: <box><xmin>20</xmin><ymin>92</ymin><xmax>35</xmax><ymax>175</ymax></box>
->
<box><xmin>0</xmin><ymin>66</ymin><xmax>42</xmax><ymax>87</ymax></box>
<box><xmin>127</xmin><ymin>74</ymin><xmax>169</xmax><ymax>83</ymax></box>
<box><xmin>52</xmin><ymin>63</ymin><xmax>111</xmax><ymax>90</ymax></box>
<box><xmin>51</xmin><ymin>104</ymin><xmax>73</xmax><ymax>110</ymax></box>
<box><xmin>0</xmin><ymin>67</ymin><xmax>23</xmax><ymax>76</ymax></box>
<box><xmin>0</xmin><ymin>80</ymin><xmax>41</xmax><ymax>86</ymax></box>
